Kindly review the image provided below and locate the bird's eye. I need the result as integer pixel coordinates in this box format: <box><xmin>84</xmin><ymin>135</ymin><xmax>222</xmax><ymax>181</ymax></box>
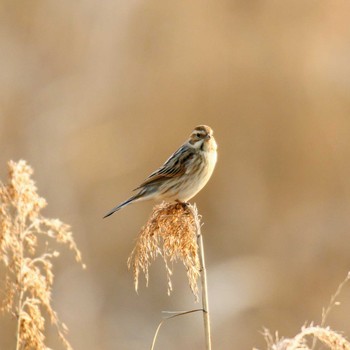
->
<box><xmin>196</xmin><ymin>133</ymin><xmax>201</xmax><ymax>138</ymax></box>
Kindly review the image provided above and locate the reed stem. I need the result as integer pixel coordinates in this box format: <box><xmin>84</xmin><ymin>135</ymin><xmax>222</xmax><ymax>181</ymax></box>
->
<box><xmin>191</xmin><ymin>204</ymin><xmax>212</xmax><ymax>350</ymax></box>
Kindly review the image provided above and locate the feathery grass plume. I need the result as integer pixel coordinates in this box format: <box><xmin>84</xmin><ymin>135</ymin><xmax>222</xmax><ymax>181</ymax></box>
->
<box><xmin>258</xmin><ymin>326</ymin><xmax>350</xmax><ymax>350</ymax></box>
<box><xmin>127</xmin><ymin>202</ymin><xmax>201</xmax><ymax>299</ymax></box>
<box><xmin>0</xmin><ymin>160</ymin><xmax>84</xmax><ymax>350</ymax></box>
<box><xmin>255</xmin><ymin>273</ymin><xmax>350</xmax><ymax>350</ymax></box>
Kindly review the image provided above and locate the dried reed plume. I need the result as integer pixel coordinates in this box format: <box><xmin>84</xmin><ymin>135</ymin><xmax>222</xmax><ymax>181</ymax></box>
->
<box><xmin>128</xmin><ymin>202</ymin><xmax>212</xmax><ymax>350</ymax></box>
<box><xmin>0</xmin><ymin>160</ymin><xmax>84</xmax><ymax>350</ymax></box>
<box><xmin>127</xmin><ymin>202</ymin><xmax>201</xmax><ymax>299</ymax></box>
<box><xmin>256</xmin><ymin>272</ymin><xmax>350</xmax><ymax>350</ymax></box>
<box><xmin>259</xmin><ymin>326</ymin><xmax>350</xmax><ymax>350</ymax></box>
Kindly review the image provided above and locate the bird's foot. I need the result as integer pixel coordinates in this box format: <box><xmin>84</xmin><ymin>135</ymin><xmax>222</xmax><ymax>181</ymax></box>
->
<box><xmin>175</xmin><ymin>200</ymin><xmax>190</xmax><ymax>210</ymax></box>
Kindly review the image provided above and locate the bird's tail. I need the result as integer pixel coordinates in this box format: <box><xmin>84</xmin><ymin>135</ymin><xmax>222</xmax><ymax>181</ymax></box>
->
<box><xmin>103</xmin><ymin>193</ymin><xmax>142</xmax><ymax>218</ymax></box>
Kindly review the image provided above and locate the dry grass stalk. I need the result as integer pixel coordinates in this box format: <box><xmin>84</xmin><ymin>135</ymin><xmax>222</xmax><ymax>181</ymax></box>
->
<box><xmin>194</xmin><ymin>210</ymin><xmax>212</xmax><ymax>350</ymax></box>
<box><xmin>131</xmin><ymin>202</ymin><xmax>212</xmax><ymax>350</ymax></box>
<box><xmin>258</xmin><ymin>326</ymin><xmax>350</xmax><ymax>350</ymax></box>
<box><xmin>0</xmin><ymin>160</ymin><xmax>84</xmax><ymax>350</ymax></box>
<box><xmin>127</xmin><ymin>202</ymin><xmax>201</xmax><ymax>299</ymax></box>
<box><xmin>256</xmin><ymin>272</ymin><xmax>350</xmax><ymax>350</ymax></box>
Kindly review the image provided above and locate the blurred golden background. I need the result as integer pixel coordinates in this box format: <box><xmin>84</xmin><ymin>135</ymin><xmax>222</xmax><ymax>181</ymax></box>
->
<box><xmin>1</xmin><ymin>1</ymin><xmax>350</xmax><ymax>349</ymax></box>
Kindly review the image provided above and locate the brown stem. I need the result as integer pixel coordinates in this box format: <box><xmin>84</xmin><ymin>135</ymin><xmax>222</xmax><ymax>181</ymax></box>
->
<box><xmin>15</xmin><ymin>218</ymin><xmax>25</xmax><ymax>350</ymax></box>
<box><xmin>191</xmin><ymin>204</ymin><xmax>212</xmax><ymax>350</ymax></box>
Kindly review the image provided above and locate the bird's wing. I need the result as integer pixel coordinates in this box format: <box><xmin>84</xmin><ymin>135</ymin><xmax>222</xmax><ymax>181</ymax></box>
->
<box><xmin>134</xmin><ymin>144</ymin><xmax>195</xmax><ymax>190</ymax></box>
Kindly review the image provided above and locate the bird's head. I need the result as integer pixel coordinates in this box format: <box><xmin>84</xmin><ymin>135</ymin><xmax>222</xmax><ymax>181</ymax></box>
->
<box><xmin>189</xmin><ymin>125</ymin><xmax>217</xmax><ymax>151</ymax></box>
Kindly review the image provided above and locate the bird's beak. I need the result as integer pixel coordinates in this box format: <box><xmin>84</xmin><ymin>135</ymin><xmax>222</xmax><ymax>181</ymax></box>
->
<box><xmin>205</xmin><ymin>134</ymin><xmax>211</xmax><ymax>140</ymax></box>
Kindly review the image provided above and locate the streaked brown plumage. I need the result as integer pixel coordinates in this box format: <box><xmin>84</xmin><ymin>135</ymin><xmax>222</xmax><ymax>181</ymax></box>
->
<box><xmin>103</xmin><ymin>125</ymin><xmax>217</xmax><ymax>218</ymax></box>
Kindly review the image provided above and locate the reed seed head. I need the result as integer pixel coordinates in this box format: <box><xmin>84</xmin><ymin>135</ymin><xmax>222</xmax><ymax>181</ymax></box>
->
<box><xmin>0</xmin><ymin>160</ymin><xmax>83</xmax><ymax>350</ymax></box>
<box><xmin>128</xmin><ymin>202</ymin><xmax>201</xmax><ymax>300</ymax></box>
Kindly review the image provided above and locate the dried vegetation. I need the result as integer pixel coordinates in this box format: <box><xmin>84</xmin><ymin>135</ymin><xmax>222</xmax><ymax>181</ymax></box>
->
<box><xmin>0</xmin><ymin>160</ymin><xmax>84</xmax><ymax>350</ymax></box>
<box><xmin>128</xmin><ymin>202</ymin><xmax>201</xmax><ymax>299</ymax></box>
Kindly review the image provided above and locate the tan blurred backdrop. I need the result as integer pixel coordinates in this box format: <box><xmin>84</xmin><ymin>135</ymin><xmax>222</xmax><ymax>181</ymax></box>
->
<box><xmin>1</xmin><ymin>1</ymin><xmax>350</xmax><ymax>349</ymax></box>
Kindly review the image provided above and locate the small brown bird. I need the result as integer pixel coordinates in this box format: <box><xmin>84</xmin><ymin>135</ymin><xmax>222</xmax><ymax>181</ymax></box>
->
<box><xmin>103</xmin><ymin>125</ymin><xmax>217</xmax><ymax>218</ymax></box>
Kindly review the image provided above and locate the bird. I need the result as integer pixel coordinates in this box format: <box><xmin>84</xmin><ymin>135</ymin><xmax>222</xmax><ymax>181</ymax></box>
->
<box><xmin>103</xmin><ymin>125</ymin><xmax>217</xmax><ymax>218</ymax></box>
